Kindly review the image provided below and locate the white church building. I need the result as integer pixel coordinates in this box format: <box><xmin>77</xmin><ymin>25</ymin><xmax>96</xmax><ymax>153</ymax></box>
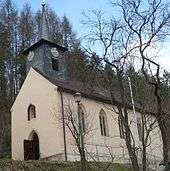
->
<box><xmin>11</xmin><ymin>4</ymin><xmax>163</xmax><ymax>165</ymax></box>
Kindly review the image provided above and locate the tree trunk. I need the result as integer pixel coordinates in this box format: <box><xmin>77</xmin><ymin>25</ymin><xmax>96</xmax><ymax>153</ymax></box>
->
<box><xmin>115</xmin><ymin>71</ymin><xmax>140</xmax><ymax>171</ymax></box>
<box><xmin>0</xmin><ymin>113</ymin><xmax>5</xmax><ymax>157</ymax></box>
<box><xmin>142</xmin><ymin>145</ymin><xmax>146</xmax><ymax>171</ymax></box>
<box><xmin>158</xmin><ymin>118</ymin><xmax>168</xmax><ymax>163</ymax></box>
<box><xmin>124</xmin><ymin>108</ymin><xmax>140</xmax><ymax>171</ymax></box>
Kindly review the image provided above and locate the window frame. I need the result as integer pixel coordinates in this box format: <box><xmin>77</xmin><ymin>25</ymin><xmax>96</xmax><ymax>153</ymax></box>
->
<box><xmin>99</xmin><ymin>109</ymin><xmax>109</xmax><ymax>137</ymax></box>
<box><xmin>28</xmin><ymin>104</ymin><xmax>36</xmax><ymax>121</ymax></box>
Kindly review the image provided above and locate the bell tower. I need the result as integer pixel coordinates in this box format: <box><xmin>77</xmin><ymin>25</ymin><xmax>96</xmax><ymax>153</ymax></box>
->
<box><xmin>22</xmin><ymin>3</ymin><xmax>67</xmax><ymax>80</ymax></box>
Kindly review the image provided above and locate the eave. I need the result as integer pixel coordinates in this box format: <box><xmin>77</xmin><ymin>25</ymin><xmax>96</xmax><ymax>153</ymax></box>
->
<box><xmin>22</xmin><ymin>38</ymin><xmax>68</xmax><ymax>55</ymax></box>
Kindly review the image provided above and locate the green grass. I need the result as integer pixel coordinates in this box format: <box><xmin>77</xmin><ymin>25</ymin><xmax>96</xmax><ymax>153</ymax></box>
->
<box><xmin>0</xmin><ymin>159</ymin><xmax>132</xmax><ymax>171</ymax></box>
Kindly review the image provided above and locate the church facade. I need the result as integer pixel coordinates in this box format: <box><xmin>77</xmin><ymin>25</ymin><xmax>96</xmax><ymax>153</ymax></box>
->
<box><xmin>11</xmin><ymin>4</ymin><xmax>163</xmax><ymax>165</ymax></box>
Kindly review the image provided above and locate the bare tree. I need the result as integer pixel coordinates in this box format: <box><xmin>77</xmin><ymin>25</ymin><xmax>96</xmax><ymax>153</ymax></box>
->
<box><xmin>83</xmin><ymin>10</ymin><xmax>141</xmax><ymax>170</ymax></box>
<box><xmin>117</xmin><ymin>0</ymin><xmax>170</xmax><ymax>164</ymax></box>
<box><xmin>54</xmin><ymin>99</ymin><xmax>93</xmax><ymax>171</ymax></box>
<box><xmin>55</xmin><ymin>97</ymin><xmax>122</xmax><ymax>171</ymax></box>
<box><xmin>64</xmin><ymin>103</ymin><xmax>87</xmax><ymax>171</ymax></box>
<box><xmin>82</xmin><ymin>0</ymin><xmax>170</xmax><ymax>170</ymax></box>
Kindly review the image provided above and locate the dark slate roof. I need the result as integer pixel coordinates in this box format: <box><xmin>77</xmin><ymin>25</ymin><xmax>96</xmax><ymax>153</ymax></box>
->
<box><xmin>32</xmin><ymin>67</ymin><xmax>118</xmax><ymax>105</ymax></box>
<box><xmin>33</xmin><ymin>67</ymin><xmax>156</xmax><ymax>115</ymax></box>
<box><xmin>22</xmin><ymin>38</ymin><xmax>68</xmax><ymax>55</ymax></box>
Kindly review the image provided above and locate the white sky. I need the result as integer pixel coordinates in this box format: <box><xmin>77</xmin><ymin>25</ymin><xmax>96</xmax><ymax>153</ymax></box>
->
<box><xmin>157</xmin><ymin>40</ymin><xmax>170</xmax><ymax>72</ymax></box>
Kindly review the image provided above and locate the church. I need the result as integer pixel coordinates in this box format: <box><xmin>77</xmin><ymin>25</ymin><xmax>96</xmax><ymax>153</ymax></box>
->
<box><xmin>11</xmin><ymin>4</ymin><xmax>163</xmax><ymax>165</ymax></box>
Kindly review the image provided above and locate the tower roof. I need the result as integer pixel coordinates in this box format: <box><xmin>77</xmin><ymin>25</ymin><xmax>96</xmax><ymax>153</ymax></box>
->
<box><xmin>39</xmin><ymin>3</ymin><xmax>49</xmax><ymax>40</ymax></box>
<box><xmin>22</xmin><ymin>38</ymin><xmax>67</xmax><ymax>55</ymax></box>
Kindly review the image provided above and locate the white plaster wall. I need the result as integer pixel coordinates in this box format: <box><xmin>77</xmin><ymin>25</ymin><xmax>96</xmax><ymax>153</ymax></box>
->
<box><xmin>146</xmin><ymin>120</ymin><xmax>163</xmax><ymax>159</ymax></box>
<box><xmin>60</xmin><ymin>93</ymin><xmax>130</xmax><ymax>162</ymax></box>
<box><xmin>61</xmin><ymin>92</ymin><xmax>163</xmax><ymax>163</ymax></box>
<box><xmin>11</xmin><ymin>68</ymin><xmax>64</xmax><ymax>160</ymax></box>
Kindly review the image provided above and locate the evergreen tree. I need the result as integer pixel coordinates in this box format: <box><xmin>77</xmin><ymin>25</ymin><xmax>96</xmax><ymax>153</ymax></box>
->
<box><xmin>61</xmin><ymin>15</ymin><xmax>80</xmax><ymax>50</ymax></box>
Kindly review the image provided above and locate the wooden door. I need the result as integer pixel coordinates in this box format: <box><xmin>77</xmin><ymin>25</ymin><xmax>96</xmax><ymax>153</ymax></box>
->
<box><xmin>32</xmin><ymin>133</ymin><xmax>40</xmax><ymax>160</ymax></box>
<box><xmin>24</xmin><ymin>140</ymin><xmax>34</xmax><ymax>160</ymax></box>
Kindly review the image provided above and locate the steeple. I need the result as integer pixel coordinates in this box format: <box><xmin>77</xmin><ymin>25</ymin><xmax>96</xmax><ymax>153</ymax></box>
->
<box><xmin>23</xmin><ymin>1</ymin><xmax>68</xmax><ymax>80</ymax></box>
<box><xmin>39</xmin><ymin>3</ymin><xmax>49</xmax><ymax>40</ymax></box>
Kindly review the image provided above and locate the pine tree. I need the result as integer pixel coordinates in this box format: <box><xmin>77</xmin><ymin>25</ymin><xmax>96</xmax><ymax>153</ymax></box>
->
<box><xmin>61</xmin><ymin>15</ymin><xmax>80</xmax><ymax>50</ymax></box>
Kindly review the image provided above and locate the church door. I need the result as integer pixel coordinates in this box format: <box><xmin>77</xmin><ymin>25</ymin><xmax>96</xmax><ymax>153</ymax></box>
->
<box><xmin>32</xmin><ymin>132</ymin><xmax>40</xmax><ymax>160</ymax></box>
<box><xmin>24</xmin><ymin>132</ymin><xmax>40</xmax><ymax>160</ymax></box>
<box><xmin>24</xmin><ymin>140</ymin><xmax>34</xmax><ymax>160</ymax></box>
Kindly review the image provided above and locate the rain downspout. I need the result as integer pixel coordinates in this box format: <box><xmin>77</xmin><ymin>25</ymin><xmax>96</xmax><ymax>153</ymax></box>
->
<box><xmin>59</xmin><ymin>88</ymin><xmax>67</xmax><ymax>161</ymax></box>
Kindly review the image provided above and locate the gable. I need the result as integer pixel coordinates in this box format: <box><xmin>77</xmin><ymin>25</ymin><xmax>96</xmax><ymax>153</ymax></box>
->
<box><xmin>11</xmin><ymin>67</ymin><xmax>57</xmax><ymax>111</ymax></box>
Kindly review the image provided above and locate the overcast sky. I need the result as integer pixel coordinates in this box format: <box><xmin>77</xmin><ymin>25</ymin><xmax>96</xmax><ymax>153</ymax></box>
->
<box><xmin>14</xmin><ymin>0</ymin><xmax>170</xmax><ymax>72</ymax></box>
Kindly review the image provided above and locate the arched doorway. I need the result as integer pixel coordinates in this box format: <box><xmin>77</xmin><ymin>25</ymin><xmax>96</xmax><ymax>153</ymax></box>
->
<box><xmin>24</xmin><ymin>131</ymin><xmax>40</xmax><ymax>160</ymax></box>
<box><xmin>32</xmin><ymin>132</ymin><xmax>40</xmax><ymax>160</ymax></box>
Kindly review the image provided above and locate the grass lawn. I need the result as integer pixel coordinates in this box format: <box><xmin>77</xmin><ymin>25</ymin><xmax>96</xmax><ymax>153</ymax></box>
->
<box><xmin>0</xmin><ymin>158</ymin><xmax>132</xmax><ymax>171</ymax></box>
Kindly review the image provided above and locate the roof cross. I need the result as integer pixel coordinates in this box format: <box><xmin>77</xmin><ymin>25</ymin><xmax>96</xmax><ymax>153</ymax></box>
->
<box><xmin>42</xmin><ymin>0</ymin><xmax>46</xmax><ymax>6</ymax></box>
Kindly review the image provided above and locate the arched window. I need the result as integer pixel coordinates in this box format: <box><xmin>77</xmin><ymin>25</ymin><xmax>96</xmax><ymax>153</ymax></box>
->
<box><xmin>28</xmin><ymin>104</ymin><xmax>36</xmax><ymax>121</ymax></box>
<box><xmin>79</xmin><ymin>104</ymin><xmax>86</xmax><ymax>133</ymax></box>
<box><xmin>99</xmin><ymin>109</ymin><xmax>109</xmax><ymax>136</ymax></box>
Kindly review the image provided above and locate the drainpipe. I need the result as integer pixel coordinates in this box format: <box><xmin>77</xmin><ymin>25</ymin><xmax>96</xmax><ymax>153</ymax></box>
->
<box><xmin>128</xmin><ymin>76</ymin><xmax>140</xmax><ymax>145</ymax></box>
<box><xmin>128</xmin><ymin>76</ymin><xmax>137</xmax><ymax>123</ymax></box>
<box><xmin>59</xmin><ymin>88</ymin><xmax>67</xmax><ymax>161</ymax></box>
